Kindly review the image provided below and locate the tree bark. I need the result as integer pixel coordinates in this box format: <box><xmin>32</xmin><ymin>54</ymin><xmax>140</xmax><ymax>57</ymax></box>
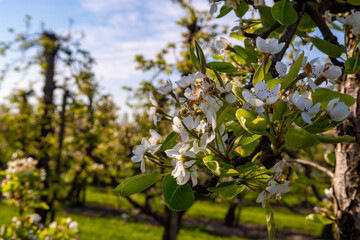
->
<box><xmin>162</xmin><ymin>208</ymin><xmax>184</xmax><ymax>240</ymax></box>
<box><xmin>36</xmin><ymin>32</ymin><xmax>59</xmax><ymax>223</ymax></box>
<box><xmin>333</xmin><ymin>71</ymin><xmax>360</xmax><ymax>239</ymax></box>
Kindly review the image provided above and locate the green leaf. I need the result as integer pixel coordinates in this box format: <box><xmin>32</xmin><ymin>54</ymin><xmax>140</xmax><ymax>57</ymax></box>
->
<box><xmin>161</xmin><ymin>132</ymin><xmax>179</xmax><ymax>151</ymax></box>
<box><xmin>324</xmin><ymin>153</ymin><xmax>335</xmax><ymax>166</ymax></box>
<box><xmin>195</xmin><ymin>41</ymin><xmax>207</xmax><ymax>74</ymax></box>
<box><xmin>315</xmin><ymin>135</ymin><xmax>355</xmax><ymax>143</ymax></box>
<box><xmin>232</xmin><ymin>86</ymin><xmax>244</xmax><ymax>101</ymax></box>
<box><xmin>267</xmin><ymin>78</ymin><xmax>282</xmax><ymax>90</ymax></box>
<box><xmin>258</xmin><ymin>6</ymin><xmax>278</xmax><ymax>28</ymax></box>
<box><xmin>311</xmin><ymin>37</ymin><xmax>342</xmax><ymax>58</ymax></box>
<box><xmin>312</xmin><ymin>88</ymin><xmax>355</xmax><ymax>107</ymax></box>
<box><xmin>162</xmin><ymin>175</ymin><xmax>195</xmax><ymax>211</ymax></box>
<box><xmin>203</xmin><ymin>156</ymin><xmax>221</xmax><ymax>176</ymax></box>
<box><xmin>306</xmin><ymin>213</ymin><xmax>334</xmax><ymax>225</ymax></box>
<box><xmin>298</xmin><ymin>14</ymin><xmax>317</xmax><ymax>30</ymax></box>
<box><xmin>208</xmin><ymin>181</ymin><xmax>245</xmax><ymax>200</ymax></box>
<box><xmin>234</xmin><ymin>3</ymin><xmax>249</xmax><ymax>18</ymax></box>
<box><xmin>206</xmin><ymin>62</ymin><xmax>237</xmax><ymax>73</ymax></box>
<box><xmin>285</xmin><ymin>126</ymin><xmax>320</xmax><ymax>149</ymax></box>
<box><xmin>240</xmin><ymin>117</ymin><xmax>267</xmax><ymax>134</ymax></box>
<box><xmin>236</xmin><ymin>109</ymin><xmax>267</xmax><ymax>134</ymax></box>
<box><xmin>271</xmin><ymin>0</ymin><xmax>298</xmax><ymax>25</ymax></box>
<box><xmin>216</xmin><ymin>103</ymin><xmax>233</xmax><ymax>128</ymax></box>
<box><xmin>212</xmin><ymin>67</ymin><xmax>224</xmax><ymax>86</ymax></box>
<box><xmin>265</xmin><ymin>205</ymin><xmax>276</xmax><ymax>240</ymax></box>
<box><xmin>345</xmin><ymin>57</ymin><xmax>360</xmax><ymax>74</ymax></box>
<box><xmin>189</xmin><ymin>45</ymin><xmax>200</xmax><ymax>70</ymax></box>
<box><xmin>348</xmin><ymin>0</ymin><xmax>360</xmax><ymax>6</ymax></box>
<box><xmin>272</xmin><ymin>100</ymin><xmax>289</xmax><ymax>122</ymax></box>
<box><xmin>281</xmin><ymin>52</ymin><xmax>304</xmax><ymax>90</ymax></box>
<box><xmin>114</xmin><ymin>171</ymin><xmax>161</xmax><ymax>196</ymax></box>
<box><xmin>238</xmin><ymin>133</ymin><xmax>261</xmax><ymax>146</ymax></box>
<box><xmin>253</xmin><ymin>60</ymin><xmax>272</xmax><ymax>85</ymax></box>
<box><xmin>303</xmin><ymin>118</ymin><xmax>341</xmax><ymax>134</ymax></box>
<box><xmin>217</xmin><ymin>5</ymin><xmax>232</xmax><ymax>18</ymax></box>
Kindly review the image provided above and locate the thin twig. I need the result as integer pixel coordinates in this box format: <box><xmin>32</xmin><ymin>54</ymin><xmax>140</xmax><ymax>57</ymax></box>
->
<box><xmin>288</xmin><ymin>158</ymin><xmax>334</xmax><ymax>178</ymax></box>
<box><xmin>305</xmin><ymin>2</ymin><xmax>344</xmax><ymax>67</ymax></box>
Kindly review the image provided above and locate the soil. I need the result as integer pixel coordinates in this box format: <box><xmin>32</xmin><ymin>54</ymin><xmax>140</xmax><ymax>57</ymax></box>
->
<box><xmin>63</xmin><ymin>204</ymin><xmax>324</xmax><ymax>240</ymax></box>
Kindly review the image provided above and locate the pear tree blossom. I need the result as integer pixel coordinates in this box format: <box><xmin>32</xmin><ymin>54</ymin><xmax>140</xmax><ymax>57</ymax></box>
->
<box><xmin>117</xmin><ymin>5</ymin><xmax>358</xmax><ymax>239</ymax></box>
<box><xmin>327</xmin><ymin>98</ymin><xmax>351</xmax><ymax>121</ymax></box>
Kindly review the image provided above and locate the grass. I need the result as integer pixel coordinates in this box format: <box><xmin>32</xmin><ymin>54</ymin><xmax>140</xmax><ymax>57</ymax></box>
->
<box><xmin>86</xmin><ymin>186</ymin><xmax>324</xmax><ymax>236</ymax></box>
<box><xmin>0</xmin><ymin>187</ymin><xmax>322</xmax><ymax>239</ymax></box>
<box><xmin>0</xmin><ymin>204</ymin><xmax>246</xmax><ymax>240</ymax></box>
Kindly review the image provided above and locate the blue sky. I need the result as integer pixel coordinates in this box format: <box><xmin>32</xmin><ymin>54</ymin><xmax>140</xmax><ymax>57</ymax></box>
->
<box><xmin>0</xmin><ymin>0</ymin><xmax>220</xmax><ymax>115</ymax></box>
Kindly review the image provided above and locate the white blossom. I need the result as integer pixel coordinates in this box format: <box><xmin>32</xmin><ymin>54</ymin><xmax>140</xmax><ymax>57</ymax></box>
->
<box><xmin>69</xmin><ymin>221</ymin><xmax>78</xmax><ymax>230</ymax></box>
<box><xmin>266</xmin><ymin>180</ymin><xmax>290</xmax><ymax>199</ymax></box>
<box><xmin>171</xmin><ymin>160</ymin><xmax>197</xmax><ymax>186</ymax></box>
<box><xmin>147</xmin><ymin>95</ymin><xmax>159</xmax><ymax>125</ymax></box>
<box><xmin>327</xmin><ymin>98</ymin><xmax>350</xmax><ymax>121</ymax></box>
<box><xmin>256</xmin><ymin>37</ymin><xmax>285</xmax><ymax>55</ymax></box>
<box><xmin>275</xmin><ymin>62</ymin><xmax>287</xmax><ymax>76</ymax></box>
<box><xmin>157</xmin><ymin>79</ymin><xmax>173</xmax><ymax>95</ymax></box>
<box><xmin>131</xmin><ymin>138</ymin><xmax>149</xmax><ymax>173</ymax></box>
<box><xmin>215</xmin><ymin>37</ymin><xmax>230</xmax><ymax>60</ymax></box>
<box><xmin>242</xmin><ymin>81</ymin><xmax>280</xmax><ymax>109</ymax></box>
<box><xmin>290</xmin><ymin>91</ymin><xmax>320</xmax><ymax>124</ymax></box>
<box><xmin>209</xmin><ymin>1</ymin><xmax>218</xmax><ymax>15</ymax></box>
<box><xmin>324</xmin><ymin>66</ymin><xmax>342</xmax><ymax>82</ymax></box>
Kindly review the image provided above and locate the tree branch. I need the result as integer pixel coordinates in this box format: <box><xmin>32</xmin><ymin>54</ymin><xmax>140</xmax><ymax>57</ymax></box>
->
<box><xmin>288</xmin><ymin>158</ymin><xmax>334</xmax><ymax>178</ymax></box>
<box><xmin>305</xmin><ymin>2</ymin><xmax>344</xmax><ymax>67</ymax></box>
<box><xmin>269</xmin><ymin>1</ymin><xmax>306</xmax><ymax>77</ymax></box>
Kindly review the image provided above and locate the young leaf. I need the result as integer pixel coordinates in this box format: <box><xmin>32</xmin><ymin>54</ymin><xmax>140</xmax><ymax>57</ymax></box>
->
<box><xmin>258</xmin><ymin>6</ymin><xmax>278</xmax><ymax>28</ymax></box>
<box><xmin>253</xmin><ymin>60</ymin><xmax>272</xmax><ymax>85</ymax></box>
<box><xmin>315</xmin><ymin>135</ymin><xmax>355</xmax><ymax>144</ymax></box>
<box><xmin>285</xmin><ymin>126</ymin><xmax>320</xmax><ymax>149</ymax></box>
<box><xmin>312</xmin><ymin>88</ymin><xmax>355</xmax><ymax>107</ymax></box>
<box><xmin>216</xmin><ymin>5</ymin><xmax>232</xmax><ymax>18</ymax></box>
<box><xmin>234</xmin><ymin>3</ymin><xmax>249</xmax><ymax>18</ymax></box>
<box><xmin>203</xmin><ymin>156</ymin><xmax>221</xmax><ymax>176</ymax></box>
<box><xmin>195</xmin><ymin>41</ymin><xmax>207</xmax><ymax>74</ymax></box>
<box><xmin>189</xmin><ymin>45</ymin><xmax>200</xmax><ymax>70</ymax></box>
<box><xmin>208</xmin><ymin>181</ymin><xmax>245</xmax><ymax>200</ymax></box>
<box><xmin>114</xmin><ymin>171</ymin><xmax>161</xmax><ymax>196</ymax></box>
<box><xmin>345</xmin><ymin>57</ymin><xmax>360</xmax><ymax>74</ymax></box>
<box><xmin>161</xmin><ymin>132</ymin><xmax>180</xmax><ymax>151</ymax></box>
<box><xmin>324</xmin><ymin>153</ymin><xmax>335</xmax><ymax>166</ymax></box>
<box><xmin>265</xmin><ymin>205</ymin><xmax>276</xmax><ymax>240</ymax></box>
<box><xmin>206</xmin><ymin>62</ymin><xmax>237</xmax><ymax>73</ymax></box>
<box><xmin>271</xmin><ymin>0</ymin><xmax>298</xmax><ymax>25</ymax></box>
<box><xmin>281</xmin><ymin>52</ymin><xmax>304</xmax><ymax>90</ymax></box>
<box><xmin>162</xmin><ymin>174</ymin><xmax>195</xmax><ymax>211</ymax></box>
<box><xmin>311</xmin><ymin>37</ymin><xmax>342</xmax><ymax>58</ymax></box>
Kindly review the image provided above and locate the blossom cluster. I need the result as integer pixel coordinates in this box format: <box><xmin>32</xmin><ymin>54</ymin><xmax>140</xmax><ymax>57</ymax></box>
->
<box><xmin>1</xmin><ymin>215</ymin><xmax>79</xmax><ymax>240</ymax></box>
<box><xmin>130</xmin><ymin>36</ymin><xmax>351</xmax><ymax>208</ymax></box>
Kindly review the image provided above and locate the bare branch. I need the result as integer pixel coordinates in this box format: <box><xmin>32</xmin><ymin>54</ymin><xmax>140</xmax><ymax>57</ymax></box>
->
<box><xmin>288</xmin><ymin>158</ymin><xmax>334</xmax><ymax>178</ymax></box>
<box><xmin>125</xmin><ymin>196</ymin><xmax>165</xmax><ymax>225</ymax></box>
<box><xmin>305</xmin><ymin>2</ymin><xmax>344</xmax><ymax>67</ymax></box>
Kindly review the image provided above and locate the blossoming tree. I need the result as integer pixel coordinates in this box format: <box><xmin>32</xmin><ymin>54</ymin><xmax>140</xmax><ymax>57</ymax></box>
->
<box><xmin>115</xmin><ymin>1</ymin><xmax>360</xmax><ymax>239</ymax></box>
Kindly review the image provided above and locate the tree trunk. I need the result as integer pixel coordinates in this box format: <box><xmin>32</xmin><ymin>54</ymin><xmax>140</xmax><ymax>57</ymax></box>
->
<box><xmin>224</xmin><ymin>202</ymin><xmax>237</xmax><ymax>226</ymax></box>
<box><xmin>36</xmin><ymin>32</ymin><xmax>59</xmax><ymax>223</ymax></box>
<box><xmin>162</xmin><ymin>208</ymin><xmax>184</xmax><ymax>240</ymax></box>
<box><xmin>333</xmin><ymin>72</ymin><xmax>360</xmax><ymax>239</ymax></box>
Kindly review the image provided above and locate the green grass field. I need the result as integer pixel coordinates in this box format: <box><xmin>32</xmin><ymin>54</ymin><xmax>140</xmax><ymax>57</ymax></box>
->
<box><xmin>86</xmin><ymin>186</ymin><xmax>323</xmax><ymax>236</ymax></box>
<box><xmin>0</xmin><ymin>186</ymin><xmax>325</xmax><ymax>240</ymax></box>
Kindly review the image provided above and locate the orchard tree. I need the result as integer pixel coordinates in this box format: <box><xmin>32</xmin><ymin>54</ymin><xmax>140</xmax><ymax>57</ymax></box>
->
<box><xmin>116</xmin><ymin>0</ymin><xmax>360</xmax><ymax>239</ymax></box>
